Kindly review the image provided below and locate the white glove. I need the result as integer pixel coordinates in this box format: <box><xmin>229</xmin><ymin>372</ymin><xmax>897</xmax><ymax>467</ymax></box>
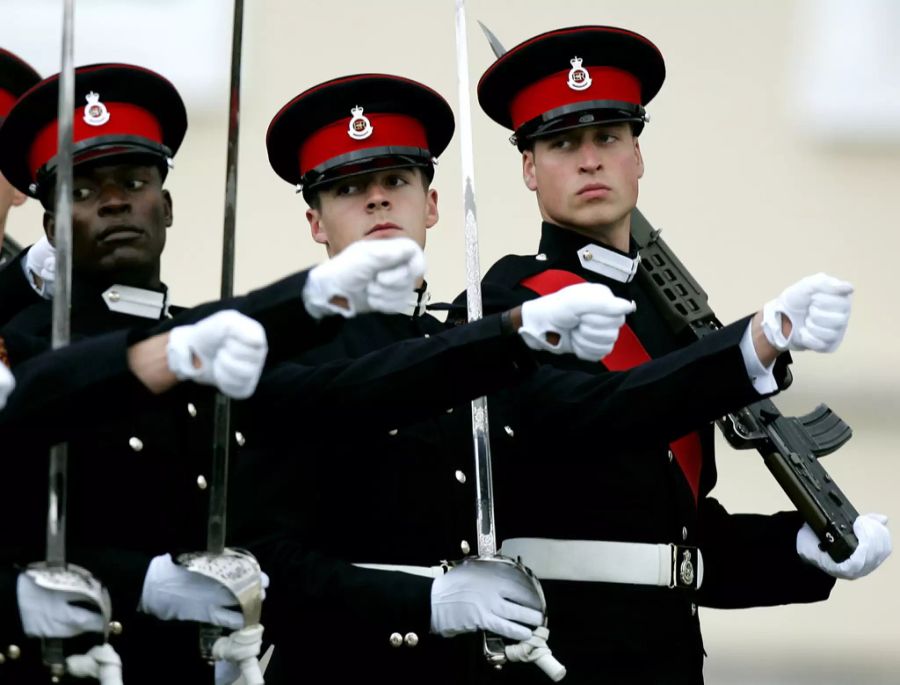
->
<box><xmin>430</xmin><ymin>559</ymin><xmax>544</xmax><ymax>641</ymax></box>
<box><xmin>139</xmin><ymin>553</ymin><xmax>263</xmax><ymax>630</ymax></box>
<box><xmin>23</xmin><ymin>235</ymin><xmax>56</xmax><ymax>299</ymax></box>
<box><xmin>16</xmin><ymin>572</ymin><xmax>106</xmax><ymax>638</ymax></box>
<box><xmin>0</xmin><ymin>363</ymin><xmax>14</xmax><ymax>411</ymax></box>
<box><xmin>519</xmin><ymin>282</ymin><xmax>636</xmax><ymax>361</ymax></box>
<box><xmin>213</xmin><ymin>624</ymin><xmax>265</xmax><ymax>685</ymax></box>
<box><xmin>762</xmin><ymin>273</ymin><xmax>853</xmax><ymax>352</ymax></box>
<box><xmin>167</xmin><ymin>310</ymin><xmax>268</xmax><ymax>399</ymax></box>
<box><xmin>797</xmin><ymin>513</ymin><xmax>892</xmax><ymax>580</ymax></box>
<box><xmin>302</xmin><ymin>237</ymin><xmax>426</xmax><ymax>319</ymax></box>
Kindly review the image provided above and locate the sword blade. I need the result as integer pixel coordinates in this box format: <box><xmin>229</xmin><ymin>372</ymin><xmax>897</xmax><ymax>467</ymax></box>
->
<box><xmin>47</xmin><ymin>0</ymin><xmax>76</xmax><ymax>568</ymax></box>
<box><xmin>206</xmin><ymin>0</ymin><xmax>244</xmax><ymax>556</ymax></box>
<box><xmin>455</xmin><ymin>0</ymin><xmax>497</xmax><ymax>557</ymax></box>
<box><xmin>477</xmin><ymin>20</ymin><xmax>507</xmax><ymax>58</ymax></box>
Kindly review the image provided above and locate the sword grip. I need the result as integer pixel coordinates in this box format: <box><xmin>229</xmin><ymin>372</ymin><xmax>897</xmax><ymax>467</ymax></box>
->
<box><xmin>200</xmin><ymin>624</ymin><xmax>223</xmax><ymax>664</ymax></box>
<box><xmin>42</xmin><ymin>638</ymin><xmax>66</xmax><ymax>682</ymax></box>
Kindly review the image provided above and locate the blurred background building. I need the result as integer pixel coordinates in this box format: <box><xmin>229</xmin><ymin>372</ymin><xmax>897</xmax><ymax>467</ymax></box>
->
<box><xmin>2</xmin><ymin>1</ymin><xmax>898</xmax><ymax>681</ymax></box>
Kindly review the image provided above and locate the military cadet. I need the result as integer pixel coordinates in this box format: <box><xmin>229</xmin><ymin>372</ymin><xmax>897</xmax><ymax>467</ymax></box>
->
<box><xmin>0</xmin><ymin>48</ymin><xmax>44</xmax><ymax>325</ymax></box>
<box><xmin>231</xmin><ymin>71</ymin><xmax>854</xmax><ymax>685</ymax></box>
<box><xmin>467</xmin><ymin>25</ymin><xmax>892</xmax><ymax>683</ymax></box>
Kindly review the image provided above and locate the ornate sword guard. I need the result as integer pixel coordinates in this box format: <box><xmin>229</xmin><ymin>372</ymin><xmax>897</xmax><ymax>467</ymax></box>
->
<box><xmin>26</xmin><ymin>562</ymin><xmax>113</xmax><ymax>636</ymax></box>
<box><xmin>26</xmin><ymin>561</ymin><xmax>114</xmax><ymax>682</ymax></box>
<box><xmin>176</xmin><ymin>548</ymin><xmax>263</xmax><ymax>626</ymax></box>
<box><xmin>453</xmin><ymin>554</ymin><xmax>563</xmax><ymax>679</ymax></box>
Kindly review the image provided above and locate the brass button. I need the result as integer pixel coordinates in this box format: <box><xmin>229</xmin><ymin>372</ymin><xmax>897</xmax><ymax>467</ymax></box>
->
<box><xmin>460</xmin><ymin>540</ymin><xmax>471</xmax><ymax>555</ymax></box>
<box><xmin>581</xmin><ymin>249</ymin><xmax>593</xmax><ymax>262</ymax></box>
<box><xmin>6</xmin><ymin>645</ymin><xmax>20</xmax><ymax>660</ymax></box>
<box><xmin>423</xmin><ymin>334</ymin><xmax>431</xmax><ymax>338</ymax></box>
<box><xmin>535</xmin><ymin>253</ymin><xmax>548</xmax><ymax>262</ymax></box>
<box><xmin>106</xmin><ymin>290</ymin><xmax>120</xmax><ymax>303</ymax></box>
<box><xmin>389</xmin><ymin>632</ymin><xmax>403</xmax><ymax>648</ymax></box>
<box><xmin>389</xmin><ymin>429</ymin><xmax>399</xmax><ymax>436</ymax></box>
<box><xmin>455</xmin><ymin>470</ymin><xmax>467</xmax><ymax>484</ymax></box>
<box><xmin>187</xmin><ymin>403</ymin><xmax>197</xmax><ymax>418</ymax></box>
<box><xmin>235</xmin><ymin>431</ymin><xmax>246</xmax><ymax>447</ymax></box>
<box><xmin>404</xmin><ymin>632</ymin><xmax>419</xmax><ymax>647</ymax></box>
<box><xmin>667</xmin><ymin>449</ymin><xmax>674</xmax><ymax>462</ymax></box>
<box><xmin>128</xmin><ymin>437</ymin><xmax>143</xmax><ymax>452</ymax></box>
<box><xmin>197</xmin><ymin>475</ymin><xmax>208</xmax><ymax>490</ymax></box>
<box><xmin>503</xmin><ymin>425</ymin><xmax>515</xmax><ymax>437</ymax></box>
<box><xmin>109</xmin><ymin>621</ymin><xmax>123</xmax><ymax>635</ymax></box>
<box><xmin>682</xmin><ymin>526</ymin><xmax>688</xmax><ymax>541</ymax></box>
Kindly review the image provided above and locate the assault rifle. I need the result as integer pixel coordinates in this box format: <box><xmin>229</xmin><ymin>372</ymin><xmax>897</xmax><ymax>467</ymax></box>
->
<box><xmin>631</xmin><ymin>209</ymin><xmax>859</xmax><ymax>562</ymax></box>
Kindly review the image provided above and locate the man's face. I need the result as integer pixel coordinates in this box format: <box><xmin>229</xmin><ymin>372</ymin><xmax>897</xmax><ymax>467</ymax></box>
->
<box><xmin>523</xmin><ymin>122</ymin><xmax>644</xmax><ymax>233</ymax></box>
<box><xmin>306</xmin><ymin>167</ymin><xmax>438</xmax><ymax>256</ymax></box>
<box><xmin>44</xmin><ymin>161</ymin><xmax>172</xmax><ymax>282</ymax></box>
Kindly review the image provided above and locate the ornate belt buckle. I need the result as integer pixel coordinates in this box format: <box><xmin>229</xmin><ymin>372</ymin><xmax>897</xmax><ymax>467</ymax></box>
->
<box><xmin>670</xmin><ymin>545</ymin><xmax>699</xmax><ymax>590</ymax></box>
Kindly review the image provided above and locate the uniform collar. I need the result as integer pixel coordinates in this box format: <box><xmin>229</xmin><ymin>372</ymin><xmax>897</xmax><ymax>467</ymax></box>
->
<box><xmin>100</xmin><ymin>284</ymin><xmax>171</xmax><ymax>319</ymax></box>
<box><xmin>72</xmin><ymin>278</ymin><xmax>171</xmax><ymax>320</ymax></box>
<box><xmin>537</xmin><ymin>222</ymin><xmax>641</xmax><ymax>283</ymax></box>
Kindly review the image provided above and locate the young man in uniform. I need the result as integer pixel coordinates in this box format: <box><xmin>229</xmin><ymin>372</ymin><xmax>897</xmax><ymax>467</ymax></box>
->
<box><xmin>0</xmin><ymin>48</ymin><xmax>45</xmax><ymax>327</ymax></box>
<box><xmin>472</xmin><ymin>25</ymin><xmax>891</xmax><ymax>683</ymax></box>
<box><xmin>238</xmin><ymin>70</ymin><xmax>860</xmax><ymax>684</ymax></box>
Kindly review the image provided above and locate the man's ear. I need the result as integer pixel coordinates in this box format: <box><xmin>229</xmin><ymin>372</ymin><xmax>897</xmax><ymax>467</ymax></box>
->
<box><xmin>522</xmin><ymin>150</ymin><xmax>538</xmax><ymax>192</ymax></box>
<box><xmin>307</xmin><ymin>208</ymin><xmax>328</xmax><ymax>246</ymax></box>
<box><xmin>42</xmin><ymin>212</ymin><xmax>56</xmax><ymax>246</ymax></box>
<box><xmin>162</xmin><ymin>190</ymin><xmax>173</xmax><ymax>227</ymax></box>
<box><xmin>634</xmin><ymin>138</ymin><xmax>644</xmax><ymax>180</ymax></box>
<box><xmin>11</xmin><ymin>189</ymin><xmax>26</xmax><ymax>208</ymax></box>
<box><xmin>425</xmin><ymin>188</ymin><xmax>439</xmax><ymax>230</ymax></box>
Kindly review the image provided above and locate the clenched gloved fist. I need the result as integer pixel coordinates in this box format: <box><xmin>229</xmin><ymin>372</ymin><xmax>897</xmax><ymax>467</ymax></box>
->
<box><xmin>430</xmin><ymin>559</ymin><xmax>545</xmax><ymax>641</ymax></box>
<box><xmin>167</xmin><ymin>310</ymin><xmax>268</xmax><ymax>399</ymax></box>
<box><xmin>0</xmin><ymin>364</ymin><xmax>13</xmax><ymax>411</ymax></box>
<box><xmin>139</xmin><ymin>554</ymin><xmax>269</xmax><ymax>630</ymax></box>
<box><xmin>23</xmin><ymin>236</ymin><xmax>56</xmax><ymax>299</ymax></box>
<box><xmin>302</xmin><ymin>237</ymin><xmax>426</xmax><ymax>318</ymax></box>
<box><xmin>17</xmin><ymin>572</ymin><xmax>106</xmax><ymax>638</ymax></box>
<box><xmin>797</xmin><ymin>513</ymin><xmax>892</xmax><ymax>580</ymax></box>
<box><xmin>519</xmin><ymin>282</ymin><xmax>635</xmax><ymax>361</ymax></box>
<box><xmin>762</xmin><ymin>273</ymin><xmax>853</xmax><ymax>352</ymax></box>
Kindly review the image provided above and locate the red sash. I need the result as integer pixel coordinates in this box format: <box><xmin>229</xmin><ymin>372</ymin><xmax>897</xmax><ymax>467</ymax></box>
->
<box><xmin>521</xmin><ymin>269</ymin><xmax>703</xmax><ymax>503</ymax></box>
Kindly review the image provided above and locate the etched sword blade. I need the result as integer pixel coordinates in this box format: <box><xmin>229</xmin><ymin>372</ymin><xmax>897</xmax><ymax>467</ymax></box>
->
<box><xmin>207</xmin><ymin>0</ymin><xmax>244</xmax><ymax>556</ymax></box>
<box><xmin>456</xmin><ymin>0</ymin><xmax>497</xmax><ymax>557</ymax></box>
<box><xmin>477</xmin><ymin>20</ymin><xmax>507</xmax><ymax>58</ymax></box>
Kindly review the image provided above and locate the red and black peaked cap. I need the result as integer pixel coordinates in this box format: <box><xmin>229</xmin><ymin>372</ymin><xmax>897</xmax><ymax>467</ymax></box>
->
<box><xmin>267</xmin><ymin>74</ymin><xmax>455</xmax><ymax>194</ymax></box>
<box><xmin>478</xmin><ymin>26</ymin><xmax>665</xmax><ymax>144</ymax></box>
<box><xmin>0</xmin><ymin>63</ymin><xmax>187</xmax><ymax>200</ymax></box>
<box><xmin>0</xmin><ymin>48</ymin><xmax>41</xmax><ymax>121</ymax></box>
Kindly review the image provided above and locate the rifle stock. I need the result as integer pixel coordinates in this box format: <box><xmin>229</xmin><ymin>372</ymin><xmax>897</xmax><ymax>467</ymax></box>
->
<box><xmin>631</xmin><ymin>209</ymin><xmax>859</xmax><ymax>562</ymax></box>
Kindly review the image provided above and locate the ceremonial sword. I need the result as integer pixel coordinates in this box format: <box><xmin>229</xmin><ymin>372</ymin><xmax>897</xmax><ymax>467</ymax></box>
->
<box><xmin>453</xmin><ymin>3</ymin><xmax>563</xmax><ymax>680</ymax></box>
<box><xmin>176</xmin><ymin>2</ymin><xmax>265</xmax><ymax>681</ymax></box>
<box><xmin>26</xmin><ymin>1</ymin><xmax>116</xmax><ymax>682</ymax></box>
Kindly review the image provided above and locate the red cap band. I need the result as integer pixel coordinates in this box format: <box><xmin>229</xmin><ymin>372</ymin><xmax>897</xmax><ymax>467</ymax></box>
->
<box><xmin>299</xmin><ymin>112</ymin><xmax>429</xmax><ymax>177</ymax></box>
<box><xmin>0</xmin><ymin>89</ymin><xmax>17</xmax><ymax>119</ymax></box>
<box><xmin>28</xmin><ymin>101</ymin><xmax>164</xmax><ymax>178</ymax></box>
<box><xmin>509</xmin><ymin>66</ymin><xmax>641</xmax><ymax>131</ymax></box>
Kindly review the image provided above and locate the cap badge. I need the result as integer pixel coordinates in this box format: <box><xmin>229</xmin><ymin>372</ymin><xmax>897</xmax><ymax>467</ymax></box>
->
<box><xmin>348</xmin><ymin>105</ymin><xmax>374</xmax><ymax>140</ymax></box>
<box><xmin>83</xmin><ymin>91</ymin><xmax>110</xmax><ymax>126</ymax></box>
<box><xmin>567</xmin><ymin>57</ymin><xmax>592</xmax><ymax>92</ymax></box>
